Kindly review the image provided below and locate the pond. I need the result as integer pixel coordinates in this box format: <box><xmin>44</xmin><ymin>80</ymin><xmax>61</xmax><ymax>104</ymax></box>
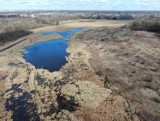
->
<box><xmin>22</xmin><ymin>28</ymin><xmax>86</xmax><ymax>72</ymax></box>
<box><xmin>41</xmin><ymin>28</ymin><xmax>85</xmax><ymax>39</ymax></box>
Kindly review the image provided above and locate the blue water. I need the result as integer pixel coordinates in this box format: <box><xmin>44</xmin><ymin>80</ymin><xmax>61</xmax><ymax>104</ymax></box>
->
<box><xmin>22</xmin><ymin>28</ymin><xmax>86</xmax><ymax>72</ymax></box>
<box><xmin>41</xmin><ymin>28</ymin><xmax>86</xmax><ymax>39</ymax></box>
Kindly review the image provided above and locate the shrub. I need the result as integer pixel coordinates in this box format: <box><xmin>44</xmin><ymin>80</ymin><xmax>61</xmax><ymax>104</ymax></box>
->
<box><xmin>0</xmin><ymin>30</ymin><xmax>32</xmax><ymax>45</ymax></box>
<box><xmin>129</xmin><ymin>19</ymin><xmax>160</xmax><ymax>32</ymax></box>
<box><xmin>0</xmin><ymin>18</ymin><xmax>42</xmax><ymax>32</ymax></box>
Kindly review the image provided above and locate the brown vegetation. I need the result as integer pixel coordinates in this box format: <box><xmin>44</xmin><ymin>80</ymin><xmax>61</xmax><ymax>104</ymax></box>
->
<box><xmin>130</xmin><ymin>19</ymin><xmax>160</xmax><ymax>32</ymax></box>
<box><xmin>76</xmin><ymin>27</ymin><xmax>160</xmax><ymax>121</ymax></box>
<box><xmin>0</xmin><ymin>15</ymin><xmax>80</xmax><ymax>45</ymax></box>
<box><xmin>0</xmin><ymin>19</ymin><xmax>159</xmax><ymax>120</ymax></box>
<box><xmin>0</xmin><ymin>18</ymin><xmax>42</xmax><ymax>32</ymax></box>
<box><xmin>0</xmin><ymin>30</ymin><xmax>32</xmax><ymax>45</ymax></box>
<box><xmin>0</xmin><ymin>15</ymin><xmax>81</xmax><ymax>32</ymax></box>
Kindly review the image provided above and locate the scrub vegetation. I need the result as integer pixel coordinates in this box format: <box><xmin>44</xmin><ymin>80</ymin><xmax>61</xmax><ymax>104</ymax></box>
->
<box><xmin>0</xmin><ymin>15</ymin><xmax>80</xmax><ymax>45</ymax></box>
<box><xmin>130</xmin><ymin>19</ymin><xmax>160</xmax><ymax>32</ymax></box>
<box><xmin>0</xmin><ymin>15</ymin><xmax>81</xmax><ymax>32</ymax></box>
<box><xmin>0</xmin><ymin>30</ymin><xmax>32</xmax><ymax>45</ymax></box>
<box><xmin>0</xmin><ymin>11</ymin><xmax>160</xmax><ymax>121</ymax></box>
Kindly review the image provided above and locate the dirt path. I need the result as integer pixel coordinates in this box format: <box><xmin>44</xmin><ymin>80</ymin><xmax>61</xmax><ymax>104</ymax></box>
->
<box><xmin>0</xmin><ymin>37</ymin><xmax>27</xmax><ymax>52</ymax></box>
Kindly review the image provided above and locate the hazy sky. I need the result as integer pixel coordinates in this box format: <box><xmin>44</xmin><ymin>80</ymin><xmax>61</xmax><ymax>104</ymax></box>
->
<box><xmin>0</xmin><ymin>0</ymin><xmax>160</xmax><ymax>11</ymax></box>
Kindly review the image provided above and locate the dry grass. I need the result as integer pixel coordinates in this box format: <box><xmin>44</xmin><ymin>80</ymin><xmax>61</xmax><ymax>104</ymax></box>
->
<box><xmin>76</xmin><ymin>27</ymin><xmax>160</xmax><ymax>121</ymax></box>
<box><xmin>61</xmin><ymin>20</ymin><xmax>130</xmax><ymax>28</ymax></box>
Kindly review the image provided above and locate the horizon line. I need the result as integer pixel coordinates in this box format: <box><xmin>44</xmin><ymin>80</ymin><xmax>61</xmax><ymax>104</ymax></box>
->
<box><xmin>1</xmin><ymin>10</ymin><xmax>160</xmax><ymax>12</ymax></box>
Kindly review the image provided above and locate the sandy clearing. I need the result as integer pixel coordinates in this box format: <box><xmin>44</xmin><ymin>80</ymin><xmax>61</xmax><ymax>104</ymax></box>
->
<box><xmin>61</xmin><ymin>20</ymin><xmax>130</xmax><ymax>28</ymax></box>
<box><xmin>31</xmin><ymin>20</ymin><xmax>130</xmax><ymax>33</ymax></box>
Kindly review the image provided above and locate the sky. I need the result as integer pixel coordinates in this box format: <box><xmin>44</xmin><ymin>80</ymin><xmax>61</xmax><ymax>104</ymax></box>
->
<box><xmin>0</xmin><ymin>0</ymin><xmax>160</xmax><ymax>11</ymax></box>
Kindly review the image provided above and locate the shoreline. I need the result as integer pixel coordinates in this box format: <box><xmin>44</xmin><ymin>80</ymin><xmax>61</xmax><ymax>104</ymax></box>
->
<box><xmin>0</xmin><ymin>19</ymin><xmax>128</xmax><ymax>53</ymax></box>
<box><xmin>0</xmin><ymin>20</ymin><xmax>136</xmax><ymax>121</ymax></box>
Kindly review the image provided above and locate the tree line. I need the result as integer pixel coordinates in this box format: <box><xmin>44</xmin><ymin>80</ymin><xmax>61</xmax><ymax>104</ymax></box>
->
<box><xmin>129</xmin><ymin>19</ymin><xmax>160</xmax><ymax>32</ymax></box>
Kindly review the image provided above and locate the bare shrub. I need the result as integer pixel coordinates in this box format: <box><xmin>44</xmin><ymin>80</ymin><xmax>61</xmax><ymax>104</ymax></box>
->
<box><xmin>129</xmin><ymin>19</ymin><xmax>160</xmax><ymax>32</ymax></box>
<box><xmin>0</xmin><ymin>31</ymin><xmax>32</xmax><ymax>45</ymax></box>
